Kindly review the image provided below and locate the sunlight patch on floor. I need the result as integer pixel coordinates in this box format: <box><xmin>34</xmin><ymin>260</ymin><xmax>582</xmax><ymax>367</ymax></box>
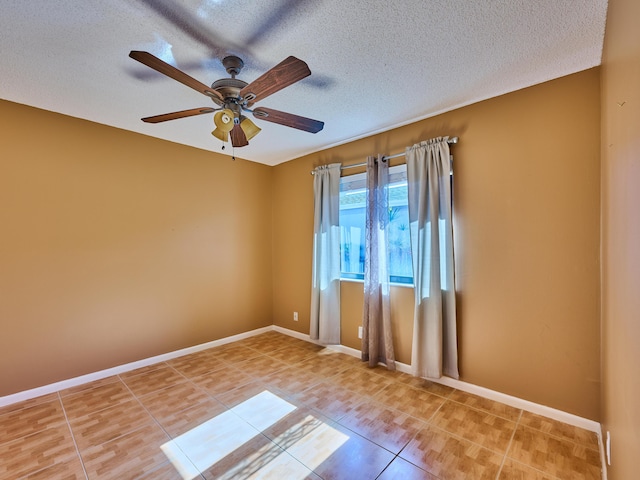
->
<box><xmin>161</xmin><ymin>390</ymin><xmax>349</xmax><ymax>479</ymax></box>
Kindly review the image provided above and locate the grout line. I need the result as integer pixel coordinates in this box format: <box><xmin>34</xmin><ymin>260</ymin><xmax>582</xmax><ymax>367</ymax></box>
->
<box><xmin>495</xmin><ymin>408</ymin><xmax>522</xmax><ymax>480</ymax></box>
<box><xmin>57</xmin><ymin>391</ymin><xmax>90</xmax><ymax>480</ymax></box>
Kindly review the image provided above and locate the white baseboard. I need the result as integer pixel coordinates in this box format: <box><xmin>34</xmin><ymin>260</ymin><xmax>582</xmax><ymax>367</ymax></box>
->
<box><xmin>274</xmin><ymin>326</ymin><xmax>601</xmax><ymax>435</ymax></box>
<box><xmin>0</xmin><ymin>326</ymin><xmax>272</xmax><ymax>408</ymax></box>
<box><xmin>0</xmin><ymin>324</ymin><xmax>601</xmax><ymax>437</ymax></box>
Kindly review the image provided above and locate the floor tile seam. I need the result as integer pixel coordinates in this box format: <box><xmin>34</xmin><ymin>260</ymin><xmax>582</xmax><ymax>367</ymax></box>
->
<box><xmin>514</xmin><ymin>422</ymin><xmax>602</xmax><ymax>452</ymax></box>
<box><xmin>363</xmin><ymin>392</ymin><xmax>441</xmax><ymax>426</ymax></box>
<box><xmin>0</xmin><ymin>393</ymin><xmax>60</xmax><ymax>418</ymax></box>
<box><xmin>494</xmin><ymin>409</ymin><xmax>522</xmax><ymax>480</ymax></box>
<box><xmin>59</xmin><ymin>378</ymin><xmax>130</xmax><ymax>407</ymax></box>
<box><xmin>333</xmin><ymin>405</ymin><xmax>425</xmax><ymax>456</ymax></box>
<box><xmin>384</xmin><ymin>451</ymin><xmax>445</xmax><ymax>480</ymax></box>
<box><xmin>137</xmin><ymin>460</ymin><xmax>204</xmax><ymax>480</ymax></box>
<box><xmin>136</xmin><ymin>381</ymin><xmax>226</xmax><ymax>427</ymax></box>
<box><xmin>56</xmin><ymin>391</ymin><xmax>90</xmax><ymax>480</ymax></box>
<box><xmin>117</xmin><ymin>361</ymin><xmax>171</xmax><ymax>380</ymax></box>
<box><xmin>373</xmin><ymin>454</ymin><xmax>398</xmax><ymax>480</ymax></box>
<box><xmin>242</xmin><ymin>364</ymin><xmax>291</xmax><ymax>380</ymax></box>
<box><xmin>412</xmin><ymin>422</ymin><xmax>514</xmax><ymax>458</ymax></box>
<box><xmin>322</xmin><ymin>419</ymin><xmax>399</xmax><ymax>458</ymax></box>
<box><xmin>385</xmin><ymin>380</ymin><xmax>455</xmax><ymax>403</ymax></box>
<box><xmin>61</xmin><ymin>387</ymin><xmax>142</xmax><ymax>421</ymax></box>
<box><xmin>113</xmin><ymin>377</ymin><xmax>176</xmax><ymax>445</ymax></box>
<box><xmin>122</xmin><ymin>380</ymin><xmax>194</xmax><ymax>400</ymax></box>
<box><xmin>262</xmin><ymin>351</ymin><xmax>317</xmax><ymax>365</ymax></box>
<box><xmin>0</xmin><ymin>410</ymin><xmax>69</xmax><ymax>448</ymax></box>
<box><xmin>58</xmin><ymin>377</ymin><xmax>123</xmax><ymax>399</ymax></box>
<box><xmin>444</xmin><ymin>396</ymin><xmax>522</xmax><ymax>424</ymax></box>
<box><xmin>372</xmin><ymin>383</ymin><xmax>450</xmax><ymax>415</ymax></box>
<box><xmin>499</xmin><ymin>457</ymin><xmax>563</xmax><ymax>480</ymax></box>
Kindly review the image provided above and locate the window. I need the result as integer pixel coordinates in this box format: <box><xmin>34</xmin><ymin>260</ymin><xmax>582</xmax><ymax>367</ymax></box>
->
<box><xmin>339</xmin><ymin>165</ymin><xmax>413</xmax><ymax>285</ymax></box>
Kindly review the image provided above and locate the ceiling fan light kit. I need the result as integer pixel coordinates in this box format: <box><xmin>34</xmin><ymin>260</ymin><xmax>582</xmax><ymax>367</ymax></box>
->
<box><xmin>129</xmin><ymin>51</ymin><xmax>324</xmax><ymax>149</ymax></box>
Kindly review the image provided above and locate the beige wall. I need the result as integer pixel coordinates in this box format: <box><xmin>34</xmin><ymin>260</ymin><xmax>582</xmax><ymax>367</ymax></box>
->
<box><xmin>1</xmin><ymin>67</ymin><xmax>603</xmax><ymax>423</ymax></box>
<box><xmin>600</xmin><ymin>0</ymin><xmax>640</xmax><ymax>476</ymax></box>
<box><xmin>0</xmin><ymin>100</ymin><xmax>273</xmax><ymax>396</ymax></box>
<box><xmin>272</xmin><ymin>69</ymin><xmax>602</xmax><ymax>420</ymax></box>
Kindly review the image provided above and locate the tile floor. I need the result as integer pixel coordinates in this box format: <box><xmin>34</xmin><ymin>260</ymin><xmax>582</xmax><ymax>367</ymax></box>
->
<box><xmin>0</xmin><ymin>331</ymin><xmax>603</xmax><ymax>479</ymax></box>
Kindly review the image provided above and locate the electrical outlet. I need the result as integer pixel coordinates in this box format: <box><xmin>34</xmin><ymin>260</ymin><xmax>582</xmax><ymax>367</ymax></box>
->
<box><xmin>358</xmin><ymin>326</ymin><xmax>363</xmax><ymax>339</ymax></box>
<box><xmin>293</xmin><ymin>311</ymin><xmax>298</xmax><ymax>321</ymax></box>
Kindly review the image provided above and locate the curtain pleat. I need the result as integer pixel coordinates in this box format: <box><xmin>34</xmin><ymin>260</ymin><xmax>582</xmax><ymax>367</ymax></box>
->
<box><xmin>362</xmin><ymin>155</ymin><xmax>396</xmax><ymax>369</ymax></box>
<box><xmin>406</xmin><ymin>137</ymin><xmax>459</xmax><ymax>379</ymax></box>
<box><xmin>310</xmin><ymin>163</ymin><xmax>341</xmax><ymax>345</ymax></box>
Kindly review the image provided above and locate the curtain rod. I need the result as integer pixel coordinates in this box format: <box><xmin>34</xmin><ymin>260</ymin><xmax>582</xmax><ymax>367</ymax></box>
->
<box><xmin>311</xmin><ymin>136</ymin><xmax>458</xmax><ymax>175</ymax></box>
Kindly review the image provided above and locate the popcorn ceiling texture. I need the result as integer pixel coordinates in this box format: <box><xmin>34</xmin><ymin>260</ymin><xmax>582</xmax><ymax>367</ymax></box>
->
<box><xmin>0</xmin><ymin>0</ymin><xmax>608</xmax><ymax>165</ymax></box>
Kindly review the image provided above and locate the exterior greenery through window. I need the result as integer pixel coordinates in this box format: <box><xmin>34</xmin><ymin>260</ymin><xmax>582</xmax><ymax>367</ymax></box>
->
<box><xmin>339</xmin><ymin>165</ymin><xmax>413</xmax><ymax>285</ymax></box>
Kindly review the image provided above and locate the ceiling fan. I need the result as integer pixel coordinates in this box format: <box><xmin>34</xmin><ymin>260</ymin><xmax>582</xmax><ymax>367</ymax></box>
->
<box><xmin>129</xmin><ymin>51</ymin><xmax>324</xmax><ymax>147</ymax></box>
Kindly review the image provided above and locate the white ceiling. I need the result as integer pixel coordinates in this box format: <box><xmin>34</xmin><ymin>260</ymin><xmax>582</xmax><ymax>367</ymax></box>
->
<box><xmin>1</xmin><ymin>0</ymin><xmax>608</xmax><ymax>166</ymax></box>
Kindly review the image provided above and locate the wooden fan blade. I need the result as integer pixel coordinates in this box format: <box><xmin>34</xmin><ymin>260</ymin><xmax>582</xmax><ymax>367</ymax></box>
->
<box><xmin>142</xmin><ymin>107</ymin><xmax>216</xmax><ymax>123</ymax></box>
<box><xmin>239</xmin><ymin>56</ymin><xmax>310</xmax><ymax>106</ymax></box>
<box><xmin>230</xmin><ymin>124</ymin><xmax>249</xmax><ymax>147</ymax></box>
<box><xmin>253</xmin><ymin>107</ymin><xmax>324</xmax><ymax>133</ymax></box>
<box><xmin>129</xmin><ymin>51</ymin><xmax>223</xmax><ymax>102</ymax></box>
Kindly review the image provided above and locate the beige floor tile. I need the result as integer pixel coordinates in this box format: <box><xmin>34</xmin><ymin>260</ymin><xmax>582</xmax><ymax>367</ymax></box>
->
<box><xmin>338</xmin><ymin>398</ymin><xmax>426</xmax><ymax>454</ymax></box>
<box><xmin>234</xmin><ymin>354</ymin><xmax>290</xmax><ymax>378</ymax></box>
<box><xmin>400</xmin><ymin>424</ymin><xmax>504</xmax><ymax>480</ymax></box>
<box><xmin>136</xmin><ymin>381</ymin><xmax>211</xmax><ymax>420</ymax></box>
<box><xmin>230</xmin><ymin>390</ymin><xmax>299</xmax><ymax>432</ymax></box>
<box><xmin>293</xmin><ymin>355</ymin><xmax>354</xmax><ymax>380</ymax></box>
<box><xmin>201</xmin><ymin>434</ymin><xmax>320</xmax><ymax>480</ymax></box>
<box><xmin>498</xmin><ymin>458</ymin><xmax>561</xmax><ymax>479</ymax></box>
<box><xmin>0</xmin><ymin>424</ymin><xmax>78</xmax><ymax>479</ymax></box>
<box><xmin>137</xmin><ymin>460</ymin><xmax>203</xmax><ymax>480</ymax></box>
<box><xmin>377</xmin><ymin>456</ymin><xmax>438</xmax><ymax>479</ymax></box>
<box><xmin>119</xmin><ymin>362</ymin><xmax>166</xmax><ymax>380</ymax></box>
<box><xmin>448</xmin><ymin>390</ymin><xmax>522</xmax><ymax>421</ymax></box>
<box><xmin>373</xmin><ymin>382</ymin><xmax>445</xmax><ymax>422</ymax></box>
<box><xmin>284</xmin><ymin>420</ymin><xmax>395</xmax><ymax>480</ymax></box>
<box><xmin>352</xmin><ymin>363</ymin><xmax>405</xmax><ymax>382</ymax></box>
<box><xmin>120</xmin><ymin>365</ymin><xmax>186</xmax><ymax>397</ymax></box>
<box><xmin>265</xmin><ymin>345</ymin><xmax>319</xmax><ymax>364</ymax></box>
<box><xmin>262</xmin><ymin>366</ymin><xmax>324</xmax><ymax>394</ymax></box>
<box><xmin>292</xmin><ymin>379</ymin><xmax>365</xmax><ymax>421</ymax></box>
<box><xmin>0</xmin><ymin>393</ymin><xmax>60</xmax><ymax>417</ymax></box>
<box><xmin>157</xmin><ymin>397</ymin><xmax>229</xmax><ymax>438</ymax></box>
<box><xmin>62</xmin><ymin>381</ymin><xmax>135</xmax><ymax>420</ymax></box>
<box><xmin>164</xmin><ymin>408</ymin><xmax>261</xmax><ymax>476</ymax></box>
<box><xmin>21</xmin><ymin>454</ymin><xmax>86</xmax><ymax>479</ymax></box>
<box><xmin>507</xmin><ymin>425</ymin><xmax>602</xmax><ymax>479</ymax></box>
<box><xmin>430</xmin><ymin>400</ymin><xmax>517</xmax><ymax>454</ymax></box>
<box><xmin>394</xmin><ymin>374</ymin><xmax>455</xmax><ymax>398</ymax></box>
<box><xmin>214</xmin><ymin>380</ymin><xmax>286</xmax><ymax>409</ymax></box>
<box><xmin>69</xmin><ymin>398</ymin><xmax>155</xmax><ymax>451</ymax></box>
<box><xmin>81</xmin><ymin>423</ymin><xmax>170</xmax><ymax>480</ymax></box>
<box><xmin>331</xmin><ymin>367</ymin><xmax>394</xmax><ymax>397</ymax></box>
<box><xmin>234</xmin><ymin>333</ymin><xmax>299</xmax><ymax>354</ymax></box>
<box><xmin>207</xmin><ymin>345</ymin><xmax>264</xmax><ymax>364</ymax></box>
<box><xmin>0</xmin><ymin>399</ymin><xmax>66</xmax><ymax>445</ymax></box>
<box><xmin>166</xmin><ymin>352</ymin><xmax>228</xmax><ymax>379</ymax></box>
<box><xmin>59</xmin><ymin>376</ymin><xmax>121</xmax><ymax>398</ymax></box>
<box><xmin>190</xmin><ymin>367</ymin><xmax>255</xmax><ymax>397</ymax></box>
<box><xmin>519</xmin><ymin>410</ymin><xmax>599</xmax><ymax>449</ymax></box>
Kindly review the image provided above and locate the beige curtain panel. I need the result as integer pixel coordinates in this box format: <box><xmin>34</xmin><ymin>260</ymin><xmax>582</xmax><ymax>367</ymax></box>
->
<box><xmin>310</xmin><ymin>163</ymin><xmax>341</xmax><ymax>345</ymax></box>
<box><xmin>406</xmin><ymin>137</ymin><xmax>459</xmax><ymax>379</ymax></box>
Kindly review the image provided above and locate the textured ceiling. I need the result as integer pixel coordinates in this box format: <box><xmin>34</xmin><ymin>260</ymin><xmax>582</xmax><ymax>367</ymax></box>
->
<box><xmin>1</xmin><ymin>0</ymin><xmax>608</xmax><ymax>166</ymax></box>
